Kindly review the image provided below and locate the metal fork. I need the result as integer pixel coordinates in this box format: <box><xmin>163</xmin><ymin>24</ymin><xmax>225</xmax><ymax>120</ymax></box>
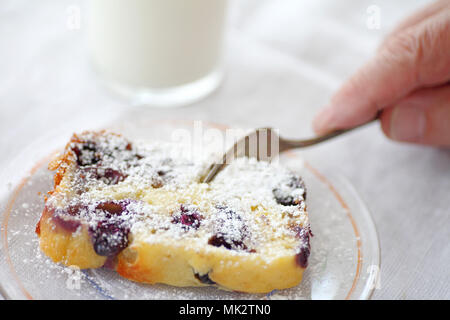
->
<box><xmin>199</xmin><ymin>119</ymin><xmax>377</xmax><ymax>183</ymax></box>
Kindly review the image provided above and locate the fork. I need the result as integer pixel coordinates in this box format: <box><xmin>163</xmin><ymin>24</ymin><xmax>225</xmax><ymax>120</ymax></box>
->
<box><xmin>199</xmin><ymin>119</ymin><xmax>377</xmax><ymax>183</ymax></box>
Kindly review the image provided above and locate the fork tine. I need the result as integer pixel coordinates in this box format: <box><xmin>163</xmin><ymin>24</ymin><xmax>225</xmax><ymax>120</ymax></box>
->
<box><xmin>200</xmin><ymin>128</ymin><xmax>280</xmax><ymax>183</ymax></box>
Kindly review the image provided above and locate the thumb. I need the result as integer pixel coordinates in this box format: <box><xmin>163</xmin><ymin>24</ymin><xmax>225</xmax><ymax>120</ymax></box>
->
<box><xmin>380</xmin><ymin>85</ymin><xmax>450</xmax><ymax>146</ymax></box>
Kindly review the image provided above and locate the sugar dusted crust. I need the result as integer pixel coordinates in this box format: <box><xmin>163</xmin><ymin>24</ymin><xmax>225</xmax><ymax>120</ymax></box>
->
<box><xmin>36</xmin><ymin>131</ymin><xmax>311</xmax><ymax>293</ymax></box>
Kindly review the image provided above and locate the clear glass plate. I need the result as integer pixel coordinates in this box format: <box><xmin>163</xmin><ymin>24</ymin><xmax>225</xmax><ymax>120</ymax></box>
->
<box><xmin>0</xmin><ymin>120</ymin><xmax>380</xmax><ymax>300</ymax></box>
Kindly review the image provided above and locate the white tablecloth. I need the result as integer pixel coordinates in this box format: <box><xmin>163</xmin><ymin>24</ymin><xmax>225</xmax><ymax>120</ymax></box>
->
<box><xmin>0</xmin><ymin>0</ymin><xmax>448</xmax><ymax>299</ymax></box>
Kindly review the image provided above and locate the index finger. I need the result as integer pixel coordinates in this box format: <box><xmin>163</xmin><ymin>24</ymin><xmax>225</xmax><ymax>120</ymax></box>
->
<box><xmin>389</xmin><ymin>0</ymin><xmax>449</xmax><ymax>34</ymax></box>
<box><xmin>313</xmin><ymin>9</ymin><xmax>450</xmax><ymax>134</ymax></box>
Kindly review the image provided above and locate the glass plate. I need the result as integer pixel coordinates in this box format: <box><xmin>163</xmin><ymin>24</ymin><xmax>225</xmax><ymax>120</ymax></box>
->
<box><xmin>0</xmin><ymin>120</ymin><xmax>380</xmax><ymax>300</ymax></box>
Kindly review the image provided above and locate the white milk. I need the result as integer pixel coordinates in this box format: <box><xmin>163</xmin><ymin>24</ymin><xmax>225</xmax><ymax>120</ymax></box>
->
<box><xmin>88</xmin><ymin>0</ymin><xmax>227</xmax><ymax>106</ymax></box>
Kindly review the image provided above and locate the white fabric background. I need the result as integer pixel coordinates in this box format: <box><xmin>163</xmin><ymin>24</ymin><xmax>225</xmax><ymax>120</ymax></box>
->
<box><xmin>0</xmin><ymin>0</ymin><xmax>449</xmax><ymax>299</ymax></box>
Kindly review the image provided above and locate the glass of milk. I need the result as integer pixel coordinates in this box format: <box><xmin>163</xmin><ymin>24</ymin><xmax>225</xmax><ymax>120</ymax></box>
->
<box><xmin>88</xmin><ymin>0</ymin><xmax>227</xmax><ymax>107</ymax></box>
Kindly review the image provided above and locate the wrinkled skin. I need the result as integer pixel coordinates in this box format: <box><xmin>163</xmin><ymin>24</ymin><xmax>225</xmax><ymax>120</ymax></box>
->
<box><xmin>314</xmin><ymin>0</ymin><xmax>450</xmax><ymax>147</ymax></box>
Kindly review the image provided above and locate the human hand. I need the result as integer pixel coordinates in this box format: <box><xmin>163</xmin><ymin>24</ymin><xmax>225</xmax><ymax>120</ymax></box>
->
<box><xmin>313</xmin><ymin>0</ymin><xmax>450</xmax><ymax>146</ymax></box>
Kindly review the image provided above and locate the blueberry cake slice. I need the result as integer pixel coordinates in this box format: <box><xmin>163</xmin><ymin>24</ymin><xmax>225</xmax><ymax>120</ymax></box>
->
<box><xmin>36</xmin><ymin>131</ymin><xmax>311</xmax><ymax>293</ymax></box>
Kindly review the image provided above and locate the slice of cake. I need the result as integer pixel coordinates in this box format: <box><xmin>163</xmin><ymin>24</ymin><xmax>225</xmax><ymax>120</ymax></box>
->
<box><xmin>36</xmin><ymin>131</ymin><xmax>311</xmax><ymax>293</ymax></box>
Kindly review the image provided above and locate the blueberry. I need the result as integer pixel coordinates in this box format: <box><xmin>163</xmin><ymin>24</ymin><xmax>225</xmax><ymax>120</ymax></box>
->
<box><xmin>96</xmin><ymin>201</ymin><xmax>125</xmax><ymax>215</ymax></box>
<box><xmin>72</xmin><ymin>137</ymin><xmax>139</xmax><ymax>183</ymax></box>
<box><xmin>207</xmin><ymin>206</ymin><xmax>249</xmax><ymax>251</ymax></box>
<box><xmin>90</xmin><ymin>220</ymin><xmax>130</xmax><ymax>257</ymax></box>
<box><xmin>296</xmin><ymin>246</ymin><xmax>310</xmax><ymax>268</ymax></box>
<box><xmin>172</xmin><ymin>205</ymin><xmax>202</xmax><ymax>230</ymax></box>
<box><xmin>208</xmin><ymin>234</ymin><xmax>247</xmax><ymax>250</ymax></box>
<box><xmin>89</xmin><ymin>200</ymin><xmax>134</xmax><ymax>257</ymax></box>
<box><xmin>194</xmin><ymin>272</ymin><xmax>216</xmax><ymax>285</ymax></box>
<box><xmin>72</xmin><ymin>141</ymin><xmax>101</xmax><ymax>167</ymax></box>
<box><xmin>291</xmin><ymin>226</ymin><xmax>311</xmax><ymax>268</ymax></box>
<box><xmin>52</xmin><ymin>214</ymin><xmax>81</xmax><ymax>233</ymax></box>
<box><xmin>81</xmin><ymin>167</ymin><xmax>127</xmax><ymax>185</ymax></box>
<box><xmin>51</xmin><ymin>204</ymin><xmax>85</xmax><ymax>232</ymax></box>
<box><xmin>101</xmin><ymin>168</ymin><xmax>127</xmax><ymax>185</ymax></box>
<box><xmin>273</xmin><ymin>175</ymin><xmax>306</xmax><ymax>206</ymax></box>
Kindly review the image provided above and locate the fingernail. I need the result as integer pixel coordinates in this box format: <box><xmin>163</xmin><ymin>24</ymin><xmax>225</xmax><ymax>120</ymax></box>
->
<box><xmin>313</xmin><ymin>106</ymin><xmax>335</xmax><ymax>134</ymax></box>
<box><xmin>390</xmin><ymin>106</ymin><xmax>426</xmax><ymax>142</ymax></box>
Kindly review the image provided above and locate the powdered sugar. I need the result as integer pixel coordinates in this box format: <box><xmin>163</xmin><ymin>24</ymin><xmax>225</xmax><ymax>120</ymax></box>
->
<box><xmin>47</xmin><ymin>131</ymin><xmax>310</xmax><ymax>261</ymax></box>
